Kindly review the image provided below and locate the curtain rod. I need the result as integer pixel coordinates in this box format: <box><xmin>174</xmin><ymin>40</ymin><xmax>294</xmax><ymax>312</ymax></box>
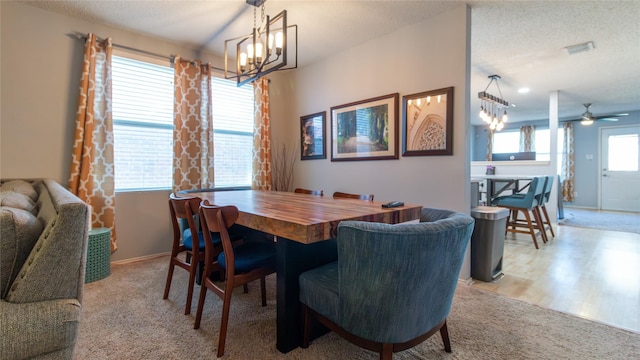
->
<box><xmin>67</xmin><ymin>33</ymin><xmax>228</xmax><ymax>73</ymax></box>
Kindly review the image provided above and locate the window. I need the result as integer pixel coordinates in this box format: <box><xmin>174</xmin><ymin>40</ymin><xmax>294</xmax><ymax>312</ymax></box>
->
<box><xmin>492</xmin><ymin>128</ymin><xmax>551</xmax><ymax>161</ymax></box>
<box><xmin>608</xmin><ymin>134</ymin><xmax>639</xmax><ymax>171</ymax></box>
<box><xmin>112</xmin><ymin>56</ymin><xmax>174</xmax><ymax>191</ymax></box>
<box><xmin>211</xmin><ymin>78</ymin><xmax>254</xmax><ymax>188</ymax></box>
<box><xmin>112</xmin><ymin>55</ymin><xmax>254</xmax><ymax>191</ymax></box>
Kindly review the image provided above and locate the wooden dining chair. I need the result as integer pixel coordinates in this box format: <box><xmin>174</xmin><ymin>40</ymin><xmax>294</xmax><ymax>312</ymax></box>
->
<box><xmin>333</xmin><ymin>191</ymin><xmax>374</xmax><ymax>201</ymax></box>
<box><xmin>164</xmin><ymin>194</ymin><xmax>207</xmax><ymax>315</ymax></box>
<box><xmin>294</xmin><ymin>188</ymin><xmax>324</xmax><ymax>196</ymax></box>
<box><xmin>194</xmin><ymin>200</ymin><xmax>276</xmax><ymax>357</ymax></box>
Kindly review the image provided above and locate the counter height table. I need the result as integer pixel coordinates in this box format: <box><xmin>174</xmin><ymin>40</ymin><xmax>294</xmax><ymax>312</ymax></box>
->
<box><xmin>471</xmin><ymin>175</ymin><xmax>536</xmax><ymax>205</ymax></box>
<box><xmin>188</xmin><ymin>190</ymin><xmax>423</xmax><ymax>353</ymax></box>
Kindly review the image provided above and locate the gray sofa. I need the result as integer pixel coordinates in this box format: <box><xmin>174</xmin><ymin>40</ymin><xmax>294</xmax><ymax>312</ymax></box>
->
<box><xmin>1</xmin><ymin>179</ymin><xmax>89</xmax><ymax>360</ymax></box>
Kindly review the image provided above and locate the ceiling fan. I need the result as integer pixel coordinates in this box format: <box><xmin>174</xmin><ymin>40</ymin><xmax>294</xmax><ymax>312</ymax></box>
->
<box><xmin>578</xmin><ymin>103</ymin><xmax>628</xmax><ymax>125</ymax></box>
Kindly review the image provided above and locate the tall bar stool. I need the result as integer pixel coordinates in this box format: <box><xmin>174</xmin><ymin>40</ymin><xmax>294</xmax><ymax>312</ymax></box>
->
<box><xmin>538</xmin><ymin>175</ymin><xmax>556</xmax><ymax>239</ymax></box>
<box><xmin>507</xmin><ymin>175</ymin><xmax>555</xmax><ymax>241</ymax></box>
<box><xmin>493</xmin><ymin>177</ymin><xmax>547</xmax><ymax>249</ymax></box>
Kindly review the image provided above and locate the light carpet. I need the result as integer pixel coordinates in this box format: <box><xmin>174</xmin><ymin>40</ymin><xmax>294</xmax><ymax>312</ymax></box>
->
<box><xmin>74</xmin><ymin>255</ymin><xmax>640</xmax><ymax>359</ymax></box>
<box><xmin>559</xmin><ymin>207</ymin><xmax>640</xmax><ymax>234</ymax></box>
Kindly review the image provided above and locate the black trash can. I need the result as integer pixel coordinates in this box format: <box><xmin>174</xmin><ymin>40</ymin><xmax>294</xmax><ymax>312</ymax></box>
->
<box><xmin>470</xmin><ymin>206</ymin><xmax>509</xmax><ymax>282</ymax></box>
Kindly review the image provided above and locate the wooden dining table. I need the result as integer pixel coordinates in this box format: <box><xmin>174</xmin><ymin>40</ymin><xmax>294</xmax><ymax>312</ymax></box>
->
<box><xmin>189</xmin><ymin>190</ymin><xmax>423</xmax><ymax>353</ymax></box>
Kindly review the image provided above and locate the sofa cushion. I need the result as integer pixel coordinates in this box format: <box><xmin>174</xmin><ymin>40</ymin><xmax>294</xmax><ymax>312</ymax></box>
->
<box><xmin>0</xmin><ymin>191</ymin><xmax>38</xmax><ymax>215</ymax></box>
<box><xmin>1</xmin><ymin>179</ymin><xmax>38</xmax><ymax>202</ymax></box>
<box><xmin>1</xmin><ymin>206</ymin><xmax>44</xmax><ymax>299</ymax></box>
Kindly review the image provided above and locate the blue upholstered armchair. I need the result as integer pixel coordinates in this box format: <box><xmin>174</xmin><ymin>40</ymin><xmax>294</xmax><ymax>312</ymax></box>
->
<box><xmin>299</xmin><ymin>208</ymin><xmax>474</xmax><ymax>360</ymax></box>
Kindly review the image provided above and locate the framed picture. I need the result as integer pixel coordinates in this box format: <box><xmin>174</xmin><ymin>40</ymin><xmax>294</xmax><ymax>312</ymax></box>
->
<box><xmin>330</xmin><ymin>93</ymin><xmax>399</xmax><ymax>161</ymax></box>
<box><xmin>300</xmin><ymin>111</ymin><xmax>326</xmax><ymax>160</ymax></box>
<box><xmin>402</xmin><ymin>87</ymin><xmax>454</xmax><ymax>156</ymax></box>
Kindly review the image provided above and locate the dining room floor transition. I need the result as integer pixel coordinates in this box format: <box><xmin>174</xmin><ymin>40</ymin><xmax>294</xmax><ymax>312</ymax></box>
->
<box><xmin>470</xmin><ymin>219</ymin><xmax>640</xmax><ymax>333</ymax></box>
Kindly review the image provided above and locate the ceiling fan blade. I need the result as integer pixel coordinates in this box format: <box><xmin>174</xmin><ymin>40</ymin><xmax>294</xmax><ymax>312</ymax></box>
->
<box><xmin>597</xmin><ymin>117</ymin><xmax>619</xmax><ymax>121</ymax></box>
<box><xmin>595</xmin><ymin>113</ymin><xmax>628</xmax><ymax>118</ymax></box>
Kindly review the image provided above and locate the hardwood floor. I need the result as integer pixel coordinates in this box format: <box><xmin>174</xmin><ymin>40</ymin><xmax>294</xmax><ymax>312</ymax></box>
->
<box><xmin>470</xmin><ymin>223</ymin><xmax>640</xmax><ymax>333</ymax></box>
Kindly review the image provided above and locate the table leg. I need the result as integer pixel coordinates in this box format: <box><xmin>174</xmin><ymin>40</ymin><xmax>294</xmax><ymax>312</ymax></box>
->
<box><xmin>275</xmin><ymin>237</ymin><xmax>337</xmax><ymax>353</ymax></box>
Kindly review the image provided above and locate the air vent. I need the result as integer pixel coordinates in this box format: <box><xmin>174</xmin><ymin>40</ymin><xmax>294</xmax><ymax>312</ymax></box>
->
<box><xmin>563</xmin><ymin>41</ymin><xmax>595</xmax><ymax>55</ymax></box>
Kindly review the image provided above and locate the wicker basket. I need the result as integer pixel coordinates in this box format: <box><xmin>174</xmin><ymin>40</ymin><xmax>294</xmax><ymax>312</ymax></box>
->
<box><xmin>85</xmin><ymin>228</ymin><xmax>111</xmax><ymax>283</ymax></box>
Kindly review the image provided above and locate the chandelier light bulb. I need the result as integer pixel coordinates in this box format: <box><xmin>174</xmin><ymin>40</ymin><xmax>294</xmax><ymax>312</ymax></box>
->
<box><xmin>479</xmin><ymin>106</ymin><xmax>484</xmax><ymax>118</ymax></box>
<box><xmin>275</xmin><ymin>32</ymin><xmax>283</xmax><ymax>55</ymax></box>
<box><xmin>239</xmin><ymin>52</ymin><xmax>247</xmax><ymax>72</ymax></box>
<box><xmin>497</xmin><ymin>122</ymin><xmax>504</xmax><ymax>131</ymax></box>
<box><xmin>502</xmin><ymin>110</ymin><xmax>508</xmax><ymax>123</ymax></box>
<box><xmin>247</xmin><ymin>43</ymin><xmax>254</xmax><ymax>64</ymax></box>
<box><xmin>255</xmin><ymin>42</ymin><xmax>263</xmax><ymax>64</ymax></box>
<box><xmin>437</xmin><ymin>95</ymin><xmax>441</xmax><ymax>103</ymax></box>
<box><xmin>426</xmin><ymin>96</ymin><xmax>431</xmax><ymax>105</ymax></box>
<box><xmin>268</xmin><ymin>33</ymin><xmax>274</xmax><ymax>50</ymax></box>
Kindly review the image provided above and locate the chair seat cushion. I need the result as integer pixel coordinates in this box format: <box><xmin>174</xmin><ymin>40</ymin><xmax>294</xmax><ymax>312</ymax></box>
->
<box><xmin>299</xmin><ymin>261</ymin><xmax>339</xmax><ymax>324</ymax></box>
<box><xmin>218</xmin><ymin>241</ymin><xmax>276</xmax><ymax>274</ymax></box>
<box><xmin>493</xmin><ymin>195</ymin><xmax>534</xmax><ymax>208</ymax></box>
<box><xmin>182</xmin><ymin>229</ymin><xmax>221</xmax><ymax>251</ymax></box>
<box><xmin>182</xmin><ymin>225</ymin><xmax>246</xmax><ymax>251</ymax></box>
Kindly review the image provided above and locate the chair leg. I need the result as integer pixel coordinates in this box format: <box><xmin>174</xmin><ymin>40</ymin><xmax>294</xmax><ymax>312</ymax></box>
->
<box><xmin>185</xmin><ymin>262</ymin><xmax>197</xmax><ymax>315</ymax></box>
<box><xmin>440</xmin><ymin>320</ymin><xmax>452</xmax><ymax>353</ymax></box>
<box><xmin>523</xmin><ymin>210</ymin><xmax>539</xmax><ymax>249</ymax></box>
<box><xmin>217</xmin><ymin>285</ymin><xmax>234</xmax><ymax>357</ymax></box>
<box><xmin>532</xmin><ymin>207</ymin><xmax>548</xmax><ymax>244</ymax></box>
<box><xmin>380</xmin><ymin>343</ymin><xmax>393</xmax><ymax>360</ymax></box>
<box><xmin>541</xmin><ymin>204</ymin><xmax>555</xmax><ymax>237</ymax></box>
<box><xmin>163</xmin><ymin>260</ymin><xmax>175</xmax><ymax>299</ymax></box>
<box><xmin>193</xmin><ymin>281</ymin><xmax>208</xmax><ymax>329</ymax></box>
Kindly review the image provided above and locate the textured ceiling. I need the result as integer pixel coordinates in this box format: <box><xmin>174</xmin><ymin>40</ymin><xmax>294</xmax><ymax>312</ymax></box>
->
<box><xmin>22</xmin><ymin>0</ymin><xmax>640</xmax><ymax>124</ymax></box>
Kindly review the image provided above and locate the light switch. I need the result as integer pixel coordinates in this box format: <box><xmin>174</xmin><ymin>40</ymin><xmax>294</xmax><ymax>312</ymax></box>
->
<box><xmin>586</xmin><ymin>154</ymin><xmax>593</xmax><ymax>160</ymax></box>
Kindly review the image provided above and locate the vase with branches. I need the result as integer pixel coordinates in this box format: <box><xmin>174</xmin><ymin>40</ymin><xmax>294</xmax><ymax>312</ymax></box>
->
<box><xmin>271</xmin><ymin>139</ymin><xmax>297</xmax><ymax>192</ymax></box>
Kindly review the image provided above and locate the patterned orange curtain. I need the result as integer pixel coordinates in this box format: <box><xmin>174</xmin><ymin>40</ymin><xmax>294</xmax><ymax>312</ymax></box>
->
<box><xmin>561</xmin><ymin>122</ymin><xmax>575</xmax><ymax>202</ymax></box>
<box><xmin>172</xmin><ymin>56</ymin><xmax>214</xmax><ymax>193</ymax></box>
<box><xmin>252</xmin><ymin>77</ymin><xmax>272</xmax><ymax>190</ymax></box>
<box><xmin>485</xmin><ymin>130</ymin><xmax>494</xmax><ymax>161</ymax></box>
<box><xmin>519</xmin><ymin>125</ymin><xmax>536</xmax><ymax>152</ymax></box>
<box><xmin>69</xmin><ymin>33</ymin><xmax>118</xmax><ymax>252</ymax></box>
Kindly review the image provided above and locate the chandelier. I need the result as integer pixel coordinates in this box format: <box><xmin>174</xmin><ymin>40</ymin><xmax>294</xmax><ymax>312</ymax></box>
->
<box><xmin>224</xmin><ymin>0</ymin><xmax>297</xmax><ymax>87</ymax></box>
<box><xmin>478</xmin><ymin>74</ymin><xmax>509</xmax><ymax>131</ymax></box>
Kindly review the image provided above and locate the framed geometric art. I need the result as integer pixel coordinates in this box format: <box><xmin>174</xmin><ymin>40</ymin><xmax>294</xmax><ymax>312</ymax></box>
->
<box><xmin>402</xmin><ymin>86</ymin><xmax>454</xmax><ymax>156</ymax></box>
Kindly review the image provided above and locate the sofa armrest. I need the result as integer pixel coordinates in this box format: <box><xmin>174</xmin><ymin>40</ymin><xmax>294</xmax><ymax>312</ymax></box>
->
<box><xmin>0</xmin><ymin>299</ymin><xmax>81</xmax><ymax>360</ymax></box>
<box><xmin>6</xmin><ymin>180</ymin><xmax>89</xmax><ymax>303</ymax></box>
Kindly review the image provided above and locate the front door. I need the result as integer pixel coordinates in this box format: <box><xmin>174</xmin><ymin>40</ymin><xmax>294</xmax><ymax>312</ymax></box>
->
<box><xmin>600</xmin><ymin>126</ymin><xmax>640</xmax><ymax>212</ymax></box>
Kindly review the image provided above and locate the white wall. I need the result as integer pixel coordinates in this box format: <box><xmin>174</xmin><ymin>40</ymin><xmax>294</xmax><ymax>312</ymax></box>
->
<box><xmin>270</xmin><ymin>5</ymin><xmax>473</xmax><ymax>277</ymax></box>
<box><xmin>2</xmin><ymin>2</ymin><xmax>474</xmax><ymax>276</ymax></box>
<box><xmin>272</xmin><ymin>5</ymin><xmax>470</xmax><ymax>210</ymax></box>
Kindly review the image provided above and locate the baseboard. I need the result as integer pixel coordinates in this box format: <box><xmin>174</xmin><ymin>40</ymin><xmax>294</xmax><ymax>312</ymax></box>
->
<box><xmin>111</xmin><ymin>252</ymin><xmax>170</xmax><ymax>266</ymax></box>
<box><xmin>563</xmin><ymin>205</ymin><xmax>598</xmax><ymax>210</ymax></box>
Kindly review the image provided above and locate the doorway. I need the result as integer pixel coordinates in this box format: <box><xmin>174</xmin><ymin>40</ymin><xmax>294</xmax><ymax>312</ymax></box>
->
<box><xmin>600</xmin><ymin>125</ymin><xmax>640</xmax><ymax>212</ymax></box>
